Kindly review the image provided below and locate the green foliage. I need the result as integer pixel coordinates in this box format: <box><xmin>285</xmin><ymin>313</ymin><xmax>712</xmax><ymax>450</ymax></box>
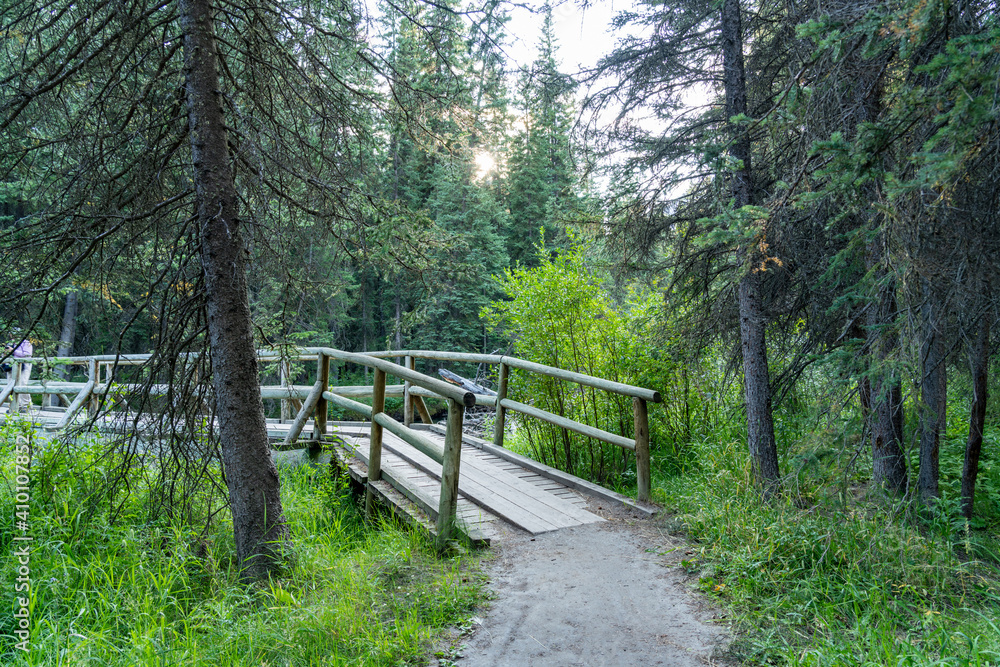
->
<box><xmin>484</xmin><ymin>243</ymin><xmax>724</xmax><ymax>488</ymax></box>
<box><xmin>656</xmin><ymin>380</ymin><xmax>1000</xmax><ymax>665</ymax></box>
<box><xmin>504</xmin><ymin>5</ymin><xmax>580</xmax><ymax>267</ymax></box>
<box><xmin>364</xmin><ymin>0</ymin><xmax>513</xmax><ymax>357</ymax></box>
<box><xmin>661</xmin><ymin>445</ymin><xmax>1000</xmax><ymax>664</ymax></box>
<box><xmin>0</xmin><ymin>424</ymin><xmax>483</xmax><ymax>665</ymax></box>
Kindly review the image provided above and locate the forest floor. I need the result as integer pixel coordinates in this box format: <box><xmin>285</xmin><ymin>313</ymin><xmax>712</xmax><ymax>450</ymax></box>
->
<box><xmin>437</xmin><ymin>500</ymin><xmax>731</xmax><ymax>666</ymax></box>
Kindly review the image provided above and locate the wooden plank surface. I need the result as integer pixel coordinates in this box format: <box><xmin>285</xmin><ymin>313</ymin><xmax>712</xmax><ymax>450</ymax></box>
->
<box><xmin>338</xmin><ymin>429</ymin><xmax>499</xmax><ymax>541</ymax></box>
<box><xmin>464</xmin><ymin>449</ymin><xmax>589</xmax><ymax>507</ymax></box>
<box><xmin>420</xmin><ymin>425</ymin><xmax>659</xmax><ymax>517</ymax></box>
<box><xmin>382</xmin><ymin>434</ymin><xmax>563</xmax><ymax>534</ymax></box>
<box><xmin>378</xmin><ymin>430</ymin><xmax>603</xmax><ymax>534</ymax></box>
<box><xmin>338</xmin><ymin>423</ymin><xmax>603</xmax><ymax>536</ymax></box>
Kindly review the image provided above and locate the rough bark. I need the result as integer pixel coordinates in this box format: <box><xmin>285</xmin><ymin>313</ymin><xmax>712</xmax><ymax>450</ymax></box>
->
<box><xmin>394</xmin><ymin>290</ymin><xmax>403</xmax><ymax>363</ymax></box>
<box><xmin>51</xmin><ymin>289</ymin><xmax>78</xmax><ymax>406</ymax></box>
<box><xmin>866</xmin><ymin>236</ymin><xmax>908</xmax><ymax>494</ymax></box>
<box><xmin>918</xmin><ymin>276</ymin><xmax>946</xmax><ymax>504</ymax></box>
<box><xmin>180</xmin><ymin>0</ymin><xmax>290</xmax><ymax>579</ymax></box>
<box><xmin>738</xmin><ymin>276</ymin><xmax>780</xmax><ymax>494</ymax></box>
<box><xmin>722</xmin><ymin>0</ymin><xmax>780</xmax><ymax>496</ymax></box>
<box><xmin>961</xmin><ymin>314</ymin><xmax>990</xmax><ymax>518</ymax></box>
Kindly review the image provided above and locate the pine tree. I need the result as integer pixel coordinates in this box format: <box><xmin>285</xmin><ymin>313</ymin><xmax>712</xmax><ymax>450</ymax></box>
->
<box><xmin>505</xmin><ymin>4</ymin><xmax>578</xmax><ymax>267</ymax></box>
<box><xmin>1</xmin><ymin>0</ymin><xmax>384</xmax><ymax>577</ymax></box>
<box><xmin>587</xmin><ymin>0</ymin><xmax>784</xmax><ymax>495</ymax></box>
<box><xmin>372</xmin><ymin>0</ymin><xmax>510</xmax><ymax>356</ymax></box>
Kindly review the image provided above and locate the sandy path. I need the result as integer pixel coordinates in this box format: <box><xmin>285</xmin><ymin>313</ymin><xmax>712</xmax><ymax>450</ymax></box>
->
<box><xmin>451</xmin><ymin>507</ymin><xmax>730</xmax><ymax>666</ymax></box>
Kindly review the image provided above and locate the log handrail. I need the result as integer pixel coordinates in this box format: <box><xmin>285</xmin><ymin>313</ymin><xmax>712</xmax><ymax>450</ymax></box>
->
<box><xmin>360</xmin><ymin>349</ymin><xmax>655</xmax><ymax>502</ymax></box>
<box><xmin>6</xmin><ymin>345</ymin><xmax>656</xmax><ymax>511</ymax></box>
<box><xmin>362</xmin><ymin>349</ymin><xmax>662</xmax><ymax>403</ymax></box>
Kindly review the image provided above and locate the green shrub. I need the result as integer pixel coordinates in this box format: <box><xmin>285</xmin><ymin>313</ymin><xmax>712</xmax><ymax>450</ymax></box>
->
<box><xmin>657</xmin><ymin>417</ymin><xmax>1000</xmax><ymax>666</ymax></box>
<box><xmin>483</xmin><ymin>243</ymin><xmax>727</xmax><ymax>488</ymax></box>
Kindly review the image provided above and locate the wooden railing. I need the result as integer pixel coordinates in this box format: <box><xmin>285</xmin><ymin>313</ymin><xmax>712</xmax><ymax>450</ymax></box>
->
<box><xmin>364</xmin><ymin>350</ymin><xmax>661</xmax><ymax>503</ymax></box>
<box><xmin>2</xmin><ymin>347</ymin><xmax>661</xmax><ymax>544</ymax></box>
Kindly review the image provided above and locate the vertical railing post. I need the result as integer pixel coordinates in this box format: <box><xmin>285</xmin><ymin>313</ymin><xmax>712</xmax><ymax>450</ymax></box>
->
<box><xmin>310</xmin><ymin>352</ymin><xmax>330</xmax><ymax>456</ymax></box>
<box><xmin>10</xmin><ymin>360</ymin><xmax>21</xmax><ymax>414</ymax></box>
<box><xmin>365</xmin><ymin>367</ymin><xmax>387</xmax><ymax>517</ymax></box>
<box><xmin>493</xmin><ymin>362</ymin><xmax>509</xmax><ymax>448</ymax></box>
<box><xmin>280</xmin><ymin>360</ymin><xmax>291</xmax><ymax>422</ymax></box>
<box><xmin>403</xmin><ymin>355</ymin><xmax>413</xmax><ymax>427</ymax></box>
<box><xmin>87</xmin><ymin>359</ymin><xmax>98</xmax><ymax>417</ymax></box>
<box><xmin>437</xmin><ymin>397</ymin><xmax>464</xmax><ymax>549</ymax></box>
<box><xmin>41</xmin><ymin>360</ymin><xmax>49</xmax><ymax>409</ymax></box>
<box><xmin>634</xmin><ymin>397</ymin><xmax>651</xmax><ymax>503</ymax></box>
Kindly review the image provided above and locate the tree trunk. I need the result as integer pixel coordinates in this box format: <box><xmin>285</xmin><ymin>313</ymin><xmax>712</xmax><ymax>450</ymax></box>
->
<box><xmin>738</xmin><ymin>275</ymin><xmax>780</xmax><ymax>494</ymax></box>
<box><xmin>394</xmin><ymin>289</ymin><xmax>403</xmax><ymax>363</ymax></box>
<box><xmin>722</xmin><ymin>0</ymin><xmax>780</xmax><ymax>497</ymax></box>
<box><xmin>961</xmin><ymin>313</ymin><xmax>990</xmax><ymax>518</ymax></box>
<box><xmin>918</xmin><ymin>276</ymin><xmax>946</xmax><ymax>504</ymax></box>
<box><xmin>180</xmin><ymin>0</ymin><xmax>290</xmax><ymax>580</ymax></box>
<box><xmin>866</xmin><ymin>237</ymin><xmax>908</xmax><ymax>494</ymax></box>
<box><xmin>51</xmin><ymin>289</ymin><xmax>78</xmax><ymax>406</ymax></box>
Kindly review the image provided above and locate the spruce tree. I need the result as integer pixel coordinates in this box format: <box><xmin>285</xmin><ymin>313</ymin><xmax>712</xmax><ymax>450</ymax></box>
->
<box><xmin>504</xmin><ymin>4</ymin><xmax>579</xmax><ymax>267</ymax></box>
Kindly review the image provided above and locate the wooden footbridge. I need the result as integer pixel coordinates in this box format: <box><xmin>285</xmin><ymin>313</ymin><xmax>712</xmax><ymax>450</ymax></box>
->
<box><xmin>1</xmin><ymin>348</ymin><xmax>661</xmax><ymax>545</ymax></box>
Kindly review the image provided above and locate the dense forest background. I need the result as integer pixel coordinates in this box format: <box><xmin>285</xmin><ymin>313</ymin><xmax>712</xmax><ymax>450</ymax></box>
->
<box><xmin>4</xmin><ymin>0</ymin><xmax>998</xmax><ymax>509</ymax></box>
<box><xmin>3</xmin><ymin>0</ymin><xmax>1000</xmax><ymax>663</ymax></box>
<box><xmin>1</xmin><ymin>0</ymin><xmax>587</xmax><ymax>361</ymax></box>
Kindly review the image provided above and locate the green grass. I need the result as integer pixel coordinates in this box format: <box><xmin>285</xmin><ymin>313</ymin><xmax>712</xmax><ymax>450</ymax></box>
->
<box><xmin>656</xmin><ymin>419</ymin><xmax>1000</xmax><ymax>666</ymax></box>
<box><xmin>488</xmin><ymin>382</ymin><xmax>1000</xmax><ymax>665</ymax></box>
<box><xmin>0</xmin><ymin>419</ymin><xmax>484</xmax><ymax>666</ymax></box>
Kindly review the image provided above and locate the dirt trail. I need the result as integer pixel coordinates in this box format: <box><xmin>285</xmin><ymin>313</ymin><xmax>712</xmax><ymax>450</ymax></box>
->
<box><xmin>451</xmin><ymin>506</ymin><xmax>730</xmax><ymax>666</ymax></box>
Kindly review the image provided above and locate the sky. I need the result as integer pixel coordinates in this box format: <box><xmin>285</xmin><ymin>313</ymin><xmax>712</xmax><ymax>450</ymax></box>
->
<box><xmin>504</xmin><ymin>0</ymin><xmax>635</xmax><ymax>73</ymax></box>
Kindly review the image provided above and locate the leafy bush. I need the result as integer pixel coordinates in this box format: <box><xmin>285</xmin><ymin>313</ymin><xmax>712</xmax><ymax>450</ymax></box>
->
<box><xmin>657</xmin><ymin>407</ymin><xmax>1000</xmax><ymax>666</ymax></box>
<box><xmin>483</xmin><ymin>243</ymin><xmax>728</xmax><ymax>488</ymax></box>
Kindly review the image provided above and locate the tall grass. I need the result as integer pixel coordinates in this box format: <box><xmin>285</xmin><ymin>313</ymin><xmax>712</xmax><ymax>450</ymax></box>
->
<box><xmin>0</xmin><ymin>419</ymin><xmax>483</xmax><ymax>666</ymax></box>
<box><xmin>657</xmin><ymin>411</ymin><xmax>1000</xmax><ymax>666</ymax></box>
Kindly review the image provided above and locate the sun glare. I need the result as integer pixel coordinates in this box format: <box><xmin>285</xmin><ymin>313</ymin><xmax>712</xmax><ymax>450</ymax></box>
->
<box><xmin>474</xmin><ymin>151</ymin><xmax>496</xmax><ymax>180</ymax></box>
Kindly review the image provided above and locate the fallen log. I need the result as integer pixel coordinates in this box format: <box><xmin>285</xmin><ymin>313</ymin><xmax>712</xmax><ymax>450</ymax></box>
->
<box><xmin>438</xmin><ymin>368</ymin><xmax>496</xmax><ymax>397</ymax></box>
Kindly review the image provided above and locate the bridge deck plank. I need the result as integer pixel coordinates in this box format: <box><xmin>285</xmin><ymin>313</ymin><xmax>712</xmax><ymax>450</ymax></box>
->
<box><xmin>336</xmin><ymin>430</ymin><xmax>499</xmax><ymax>540</ymax></box>
<box><xmin>380</xmin><ymin>433</ymin><xmax>566</xmax><ymax>534</ymax></box>
<box><xmin>380</xmin><ymin>430</ymin><xmax>603</xmax><ymax>534</ymax></box>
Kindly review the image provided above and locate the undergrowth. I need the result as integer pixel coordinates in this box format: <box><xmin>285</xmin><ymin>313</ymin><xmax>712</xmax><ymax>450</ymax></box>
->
<box><xmin>0</xmin><ymin>418</ymin><xmax>484</xmax><ymax>665</ymax></box>
<box><xmin>657</xmin><ymin>416</ymin><xmax>1000</xmax><ymax>666</ymax></box>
